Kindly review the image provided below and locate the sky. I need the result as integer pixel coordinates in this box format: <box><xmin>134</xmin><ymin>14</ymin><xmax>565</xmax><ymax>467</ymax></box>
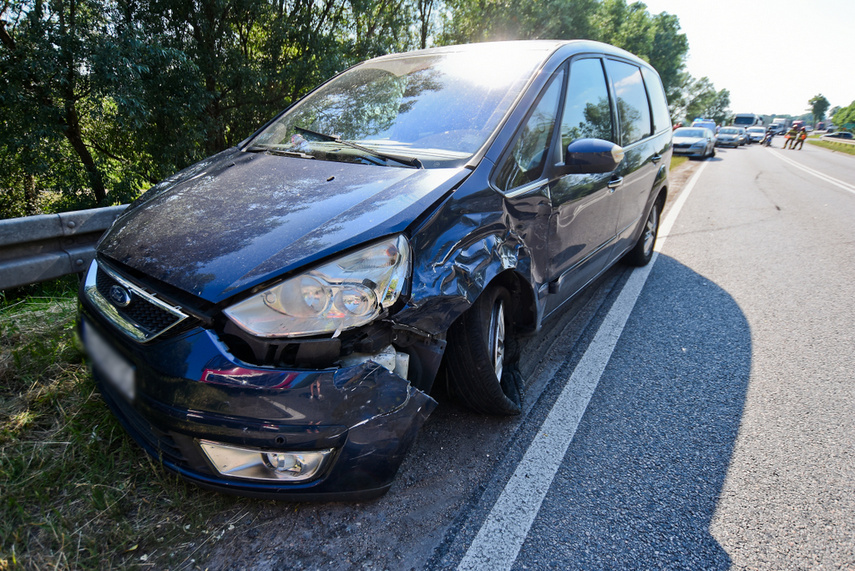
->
<box><xmin>639</xmin><ymin>0</ymin><xmax>855</xmax><ymax>117</ymax></box>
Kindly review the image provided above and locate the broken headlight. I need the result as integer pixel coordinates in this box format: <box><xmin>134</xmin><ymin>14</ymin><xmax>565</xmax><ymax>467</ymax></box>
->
<box><xmin>224</xmin><ymin>235</ymin><xmax>410</xmax><ymax>338</ymax></box>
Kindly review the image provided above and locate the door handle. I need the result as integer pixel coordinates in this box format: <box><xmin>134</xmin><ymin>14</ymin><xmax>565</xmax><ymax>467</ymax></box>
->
<box><xmin>608</xmin><ymin>177</ymin><xmax>623</xmax><ymax>192</ymax></box>
<box><xmin>651</xmin><ymin>154</ymin><xmax>662</xmax><ymax>164</ymax></box>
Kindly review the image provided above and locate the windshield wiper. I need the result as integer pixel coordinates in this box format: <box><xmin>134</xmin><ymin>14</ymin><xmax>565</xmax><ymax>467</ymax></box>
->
<box><xmin>245</xmin><ymin>145</ymin><xmax>315</xmax><ymax>160</ymax></box>
<box><xmin>294</xmin><ymin>126</ymin><xmax>423</xmax><ymax>169</ymax></box>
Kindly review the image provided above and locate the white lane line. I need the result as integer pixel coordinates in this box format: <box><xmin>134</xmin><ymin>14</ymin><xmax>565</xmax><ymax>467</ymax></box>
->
<box><xmin>767</xmin><ymin>149</ymin><xmax>855</xmax><ymax>195</ymax></box>
<box><xmin>457</xmin><ymin>161</ymin><xmax>709</xmax><ymax>571</ymax></box>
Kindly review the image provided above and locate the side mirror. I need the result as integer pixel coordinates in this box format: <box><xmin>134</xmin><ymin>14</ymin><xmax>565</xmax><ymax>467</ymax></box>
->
<box><xmin>560</xmin><ymin>138</ymin><xmax>625</xmax><ymax>175</ymax></box>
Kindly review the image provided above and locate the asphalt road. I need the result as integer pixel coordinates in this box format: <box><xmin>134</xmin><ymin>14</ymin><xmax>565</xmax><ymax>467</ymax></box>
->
<box><xmin>204</xmin><ymin>142</ymin><xmax>855</xmax><ymax>570</ymax></box>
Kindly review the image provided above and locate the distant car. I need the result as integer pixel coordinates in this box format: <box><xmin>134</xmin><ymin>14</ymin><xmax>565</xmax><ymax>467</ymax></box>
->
<box><xmin>716</xmin><ymin>127</ymin><xmax>742</xmax><ymax>148</ymax></box>
<box><xmin>691</xmin><ymin>120</ymin><xmax>717</xmax><ymax>134</ymax></box>
<box><xmin>746</xmin><ymin>126</ymin><xmax>766</xmax><ymax>143</ymax></box>
<box><xmin>673</xmin><ymin>127</ymin><xmax>716</xmax><ymax>158</ymax></box>
<box><xmin>821</xmin><ymin>131</ymin><xmax>854</xmax><ymax>140</ymax></box>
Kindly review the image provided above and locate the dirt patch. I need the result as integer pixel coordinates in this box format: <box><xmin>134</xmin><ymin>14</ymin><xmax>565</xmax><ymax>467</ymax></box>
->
<box><xmin>663</xmin><ymin>158</ymin><xmax>702</xmax><ymax>214</ymax></box>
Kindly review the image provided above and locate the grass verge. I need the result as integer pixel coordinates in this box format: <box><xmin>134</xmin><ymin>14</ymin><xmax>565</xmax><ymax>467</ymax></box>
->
<box><xmin>807</xmin><ymin>139</ymin><xmax>855</xmax><ymax>156</ymax></box>
<box><xmin>0</xmin><ymin>278</ymin><xmax>251</xmax><ymax>570</ymax></box>
<box><xmin>671</xmin><ymin>155</ymin><xmax>688</xmax><ymax>170</ymax></box>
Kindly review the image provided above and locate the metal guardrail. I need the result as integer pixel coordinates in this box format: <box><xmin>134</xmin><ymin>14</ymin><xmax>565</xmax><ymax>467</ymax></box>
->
<box><xmin>0</xmin><ymin>205</ymin><xmax>127</xmax><ymax>290</ymax></box>
<box><xmin>813</xmin><ymin>136</ymin><xmax>855</xmax><ymax>146</ymax></box>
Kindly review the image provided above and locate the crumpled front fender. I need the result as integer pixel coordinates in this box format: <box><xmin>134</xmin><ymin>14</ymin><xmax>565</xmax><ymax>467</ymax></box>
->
<box><xmin>393</xmin><ymin>174</ymin><xmax>545</xmax><ymax>336</ymax></box>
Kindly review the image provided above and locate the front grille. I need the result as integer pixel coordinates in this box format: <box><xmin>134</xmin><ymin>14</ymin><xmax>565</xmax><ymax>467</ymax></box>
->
<box><xmin>95</xmin><ymin>270</ymin><xmax>182</xmax><ymax>336</ymax></box>
<box><xmin>84</xmin><ymin>260</ymin><xmax>191</xmax><ymax>343</ymax></box>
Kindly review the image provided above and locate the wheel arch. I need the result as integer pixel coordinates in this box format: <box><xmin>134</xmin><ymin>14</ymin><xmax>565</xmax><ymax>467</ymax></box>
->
<box><xmin>393</xmin><ymin>230</ymin><xmax>540</xmax><ymax>337</ymax></box>
<box><xmin>488</xmin><ymin>268</ymin><xmax>538</xmax><ymax>335</ymax></box>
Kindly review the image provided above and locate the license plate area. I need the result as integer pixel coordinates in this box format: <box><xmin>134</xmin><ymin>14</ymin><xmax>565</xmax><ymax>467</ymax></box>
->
<box><xmin>83</xmin><ymin>320</ymin><xmax>136</xmax><ymax>402</ymax></box>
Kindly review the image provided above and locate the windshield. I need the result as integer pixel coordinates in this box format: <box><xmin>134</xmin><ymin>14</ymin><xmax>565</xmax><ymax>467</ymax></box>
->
<box><xmin>248</xmin><ymin>45</ymin><xmax>551</xmax><ymax>168</ymax></box>
<box><xmin>733</xmin><ymin>116</ymin><xmax>755</xmax><ymax>125</ymax></box>
<box><xmin>720</xmin><ymin>128</ymin><xmax>740</xmax><ymax>134</ymax></box>
<box><xmin>674</xmin><ymin>128</ymin><xmax>707</xmax><ymax>138</ymax></box>
<box><xmin>748</xmin><ymin>127</ymin><xmax>765</xmax><ymax>133</ymax></box>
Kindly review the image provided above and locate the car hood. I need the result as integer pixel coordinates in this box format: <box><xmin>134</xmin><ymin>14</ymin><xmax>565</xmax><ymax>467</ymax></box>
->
<box><xmin>673</xmin><ymin>136</ymin><xmax>706</xmax><ymax>144</ymax></box>
<box><xmin>98</xmin><ymin>149</ymin><xmax>470</xmax><ymax>303</ymax></box>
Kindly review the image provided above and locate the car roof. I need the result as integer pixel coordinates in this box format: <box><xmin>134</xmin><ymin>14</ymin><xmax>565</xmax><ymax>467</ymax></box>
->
<box><xmin>368</xmin><ymin>39</ymin><xmax>655</xmax><ymax>71</ymax></box>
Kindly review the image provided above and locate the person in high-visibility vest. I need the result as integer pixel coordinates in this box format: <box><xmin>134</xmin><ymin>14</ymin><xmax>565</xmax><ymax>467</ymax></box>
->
<box><xmin>783</xmin><ymin>126</ymin><xmax>799</xmax><ymax>149</ymax></box>
<box><xmin>792</xmin><ymin>127</ymin><xmax>808</xmax><ymax>150</ymax></box>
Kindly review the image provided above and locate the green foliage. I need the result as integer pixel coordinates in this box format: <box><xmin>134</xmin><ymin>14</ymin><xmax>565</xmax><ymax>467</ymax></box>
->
<box><xmin>676</xmin><ymin>75</ymin><xmax>730</xmax><ymax>126</ymax></box>
<box><xmin>1</xmin><ymin>0</ymin><xmax>702</xmax><ymax>219</ymax></box>
<box><xmin>807</xmin><ymin>139</ymin><xmax>855</xmax><ymax>156</ymax></box>
<box><xmin>439</xmin><ymin>0</ymin><xmax>689</xmax><ymax>99</ymax></box>
<box><xmin>808</xmin><ymin>94</ymin><xmax>830</xmax><ymax>126</ymax></box>
<box><xmin>832</xmin><ymin>100</ymin><xmax>855</xmax><ymax>130</ymax></box>
<box><xmin>438</xmin><ymin>0</ymin><xmax>701</xmax><ymax>125</ymax></box>
<box><xmin>0</xmin><ymin>0</ymin><xmax>440</xmax><ymax>218</ymax></box>
<box><xmin>439</xmin><ymin>0</ymin><xmax>598</xmax><ymax>44</ymax></box>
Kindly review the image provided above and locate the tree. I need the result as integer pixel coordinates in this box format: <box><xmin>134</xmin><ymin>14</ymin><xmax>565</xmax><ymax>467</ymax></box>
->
<box><xmin>1</xmin><ymin>0</ymin><xmax>112</xmax><ymax>208</ymax></box>
<box><xmin>682</xmin><ymin>76</ymin><xmax>730</xmax><ymax>125</ymax></box>
<box><xmin>439</xmin><ymin>0</ymin><xmax>598</xmax><ymax>44</ymax></box>
<box><xmin>2</xmin><ymin>0</ymin><xmax>435</xmax><ymax>217</ymax></box>
<box><xmin>808</xmin><ymin>94</ymin><xmax>830</xmax><ymax>126</ymax></box>
<box><xmin>833</xmin><ymin>101</ymin><xmax>855</xmax><ymax>130</ymax></box>
<box><xmin>2</xmin><ymin>0</ymin><xmax>696</xmax><ymax>218</ymax></box>
<box><xmin>438</xmin><ymin>0</ymin><xmax>688</xmax><ymax>100</ymax></box>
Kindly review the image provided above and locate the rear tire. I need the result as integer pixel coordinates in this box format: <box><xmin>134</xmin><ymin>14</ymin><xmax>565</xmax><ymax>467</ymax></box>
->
<box><xmin>445</xmin><ymin>286</ymin><xmax>522</xmax><ymax>415</ymax></box>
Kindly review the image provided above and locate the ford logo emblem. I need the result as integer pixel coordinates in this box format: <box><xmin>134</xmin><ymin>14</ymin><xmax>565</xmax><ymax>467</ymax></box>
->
<box><xmin>109</xmin><ymin>285</ymin><xmax>132</xmax><ymax>308</ymax></box>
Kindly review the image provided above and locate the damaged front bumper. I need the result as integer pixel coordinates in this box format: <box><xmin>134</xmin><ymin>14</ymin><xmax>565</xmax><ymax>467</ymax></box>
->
<box><xmin>79</xmin><ymin>306</ymin><xmax>436</xmax><ymax>500</ymax></box>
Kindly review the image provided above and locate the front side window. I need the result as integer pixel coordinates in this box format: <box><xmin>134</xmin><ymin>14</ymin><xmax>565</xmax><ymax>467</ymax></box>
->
<box><xmin>559</xmin><ymin>58</ymin><xmax>614</xmax><ymax>163</ymax></box>
<box><xmin>606</xmin><ymin>59</ymin><xmax>652</xmax><ymax>146</ymax></box>
<box><xmin>495</xmin><ymin>70</ymin><xmax>565</xmax><ymax>192</ymax></box>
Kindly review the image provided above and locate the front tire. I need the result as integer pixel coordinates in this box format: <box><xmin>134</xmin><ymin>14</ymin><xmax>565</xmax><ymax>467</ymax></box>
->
<box><xmin>623</xmin><ymin>199</ymin><xmax>661</xmax><ymax>267</ymax></box>
<box><xmin>445</xmin><ymin>286</ymin><xmax>522</xmax><ymax>415</ymax></box>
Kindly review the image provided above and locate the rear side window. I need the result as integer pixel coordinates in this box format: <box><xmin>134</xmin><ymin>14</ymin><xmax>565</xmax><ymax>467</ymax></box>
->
<box><xmin>641</xmin><ymin>67</ymin><xmax>671</xmax><ymax>133</ymax></box>
<box><xmin>605</xmin><ymin>59</ymin><xmax>652</xmax><ymax>146</ymax></box>
<box><xmin>559</xmin><ymin>58</ymin><xmax>615</xmax><ymax>163</ymax></box>
<box><xmin>496</xmin><ymin>70</ymin><xmax>565</xmax><ymax>192</ymax></box>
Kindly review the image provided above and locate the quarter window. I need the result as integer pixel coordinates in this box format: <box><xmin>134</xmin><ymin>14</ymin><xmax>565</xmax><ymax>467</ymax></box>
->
<box><xmin>496</xmin><ymin>70</ymin><xmax>565</xmax><ymax>192</ymax></box>
<box><xmin>605</xmin><ymin>60</ymin><xmax>652</xmax><ymax>146</ymax></box>
<box><xmin>559</xmin><ymin>58</ymin><xmax>614</xmax><ymax>163</ymax></box>
<box><xmin>641</xmin><ymin>67</ymin><xmax>671</xmax><ymax>133</ymax></box>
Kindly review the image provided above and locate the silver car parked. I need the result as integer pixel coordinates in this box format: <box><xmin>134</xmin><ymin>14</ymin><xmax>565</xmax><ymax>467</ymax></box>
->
<box><xmin>672</xmin><ymin>127</ymin><xmax>716</xmax><ymax>159</ymax></box>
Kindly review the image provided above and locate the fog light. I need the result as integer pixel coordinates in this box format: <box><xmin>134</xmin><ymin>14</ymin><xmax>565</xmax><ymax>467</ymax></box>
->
<box><xmin>198</xmin><ymin>440</ymin><xmax>332</xmax><ymax>482</ymax></box>
<box><xmin>264</xmin><ymin>451</ymin><xmax>306</xmax><ymax>475</ymax></box>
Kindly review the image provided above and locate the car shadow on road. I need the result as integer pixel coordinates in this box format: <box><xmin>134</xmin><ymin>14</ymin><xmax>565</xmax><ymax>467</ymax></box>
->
<box><xmin>516</xmin><ymin>254</ymin><xmax>750</xmax><ymax>569</ymax></box>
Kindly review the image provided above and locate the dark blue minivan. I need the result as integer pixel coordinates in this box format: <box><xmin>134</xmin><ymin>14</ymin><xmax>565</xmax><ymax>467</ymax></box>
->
<box><xmin>79</xmin><ymin>40</ymin><xmax>672</xmax><ymax>499</ymax></box>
